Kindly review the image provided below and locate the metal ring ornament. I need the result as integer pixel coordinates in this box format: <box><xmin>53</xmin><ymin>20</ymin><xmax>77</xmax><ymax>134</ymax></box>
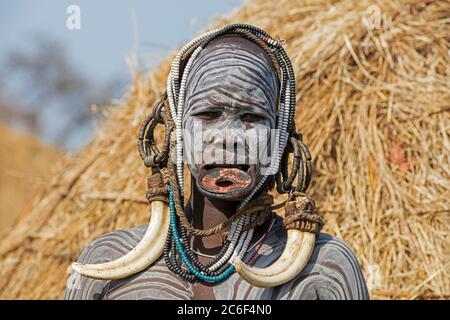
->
<box><xmin>296</xmin><ymin>137</ymin><xmax>312</xmax><ymax>192</ymax></box>
<box><xmin>152</xmin><ymin>98</ymin><xmax>166</xmax><ymax>124</ymax></box>
<box><xmin>137</xmin><ymin>98</ymin><xmax>172</xmax><ymax>169</ymax></box>
<box><xmin>275</xmin><ymin>133</ymin><xmax>313</xmax><ymax>194</ymax></box>
<box><xmin>276</xmin><ymin>136</ymin><xmax>301</xmax><ymax>194</ymax></box>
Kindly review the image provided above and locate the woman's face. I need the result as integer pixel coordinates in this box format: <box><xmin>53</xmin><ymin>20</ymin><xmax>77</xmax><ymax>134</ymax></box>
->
<box><xmin>182</xmin><ymin>36</ymin><xmax>278</xmax><ymax>201</ymax></box>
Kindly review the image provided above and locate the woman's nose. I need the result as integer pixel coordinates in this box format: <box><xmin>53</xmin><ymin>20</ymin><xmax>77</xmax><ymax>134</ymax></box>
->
<box><xmin>221</xmin><ymin>116</ymin><xmax>245</xmax><ymax>141</ymax></box>
<box><xmin>221</xmin><ymin>123</ymin><xmax>247</xmax><ymax>163</ymax></box>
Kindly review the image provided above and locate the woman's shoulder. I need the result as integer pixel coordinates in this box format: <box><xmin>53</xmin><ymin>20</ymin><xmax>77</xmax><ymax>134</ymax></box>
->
<box><xmin>267</xmin><ymin>215</ymin><xmax>363</xmax><ymax>268</ymax></box>
<box><xmin>64</xmin><ymin>225</ymin><xmax>147</xmax><ymax>300</ymax></box>
<box><xmin>263</xmin><ymin>217</ymin><xmax>369</xmax><ymax>299</ymax></box>
<box><xmin>75</xmin><ymin>225</ymin><xmax>148</xmax><ymax>264</ymax></box>
<box><xmin>294</xmin><ymin>233</ymin><xmax>369</xmax><ymax>299</ymax></box>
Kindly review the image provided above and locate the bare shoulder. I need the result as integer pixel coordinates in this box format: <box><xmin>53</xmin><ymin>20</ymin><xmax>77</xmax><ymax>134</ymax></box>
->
<box><xmin>64</xmin><ymin>225</ymin><xmax>147</xmax><ymax>300</ymax></box>
<box><xmin>314</xmin><ymin>233</ymin><xmax>365</xmax><ymax>272</ymax></box>
<box><xmin>241</xmin><ymin>217</ymin><xmax>369</xmax><ymax>300</ymax></box>
<box><xmin>75</xmin><ymin>225</ymin><xmax>147</xmax><ymax>264</ymax></box>
<box><xmin>282</xmin><ymin>233</ymin><xmax>369</xmax><ymax>300</ymax></box>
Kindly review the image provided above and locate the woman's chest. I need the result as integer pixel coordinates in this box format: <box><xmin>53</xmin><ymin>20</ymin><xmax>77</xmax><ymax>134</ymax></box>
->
<box><xmin>101</xmin><ymin>262</ymin><xmax>272</xmax><ymax>300</ymax></box>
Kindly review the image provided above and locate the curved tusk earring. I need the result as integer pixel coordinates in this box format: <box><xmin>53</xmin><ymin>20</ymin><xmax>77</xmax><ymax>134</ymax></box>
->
<box><xmin>71</xmin><ymin>173</ymin><xmax>170</xmax><ymax>280</ymax></box>
<box><xmin>234</xmin><ymin>137</ymin><xmax>324</xmax><ymax>288</ymax></box>
<box><xmin>72</xmin><ymin>97</ymin><xmax>173</xmax><ymax>280</ymax></box>
<box><xmin>234</xmin><ymin>192</ymin><xmax>323</xmax><ymax>287</ymax></box>
<box><xmin>72</xmin><ymin>197</ymin><xmax>170</xmax><ymax>280</ymax></box>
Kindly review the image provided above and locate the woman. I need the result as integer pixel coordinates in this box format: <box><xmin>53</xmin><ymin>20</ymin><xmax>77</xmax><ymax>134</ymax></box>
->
<box><xmin>66</xmin><ymin>24</ymin><xmax>368</xmax><ymax>300</ymax></box>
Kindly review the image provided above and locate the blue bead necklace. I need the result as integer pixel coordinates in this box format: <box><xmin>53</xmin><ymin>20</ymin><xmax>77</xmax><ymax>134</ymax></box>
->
<box><xmin>168</xmin><ymin>186</ymin><xmax>235</xmax><ymax>283</ymax></box>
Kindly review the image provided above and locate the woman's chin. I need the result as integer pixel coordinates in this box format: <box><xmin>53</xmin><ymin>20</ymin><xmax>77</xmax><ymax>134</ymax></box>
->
<box><xmin>197</xmin><ymin>187</ymin><xmax>254</xmax><ymax>201</ymax></box>
<box><xmin>196</xmin><ymin>179</ymin><xmax>255</xmax><ymax>201</ymax></box>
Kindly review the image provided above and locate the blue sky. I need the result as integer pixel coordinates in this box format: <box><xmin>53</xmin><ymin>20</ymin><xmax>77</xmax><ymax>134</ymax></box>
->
<box><xmin>0</xmin><ymin>1</ymin><xmax>243</xmax><ymax>149</ymax></box>
<box><xmin>0</xmin><ymin>0</ymin><xmax>243</xmax><ymax>83</ymax></box>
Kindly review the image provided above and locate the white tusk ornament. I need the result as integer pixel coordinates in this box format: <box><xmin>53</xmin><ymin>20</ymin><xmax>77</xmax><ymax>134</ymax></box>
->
<box><xmin>72</xmin><ymin>200</ymin><xmax>169</xmax><ymax>280</ymax></box>
<box><xmin>234</xmin><ymin>230</ymin><xmax>315</xmax><ymax>288</ymax></box>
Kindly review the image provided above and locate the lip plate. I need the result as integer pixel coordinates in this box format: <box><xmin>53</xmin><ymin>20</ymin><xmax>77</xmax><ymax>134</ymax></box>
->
<box><xmin>197</xmin><ymin>163</ymin><xmax>256</xmax><ymax>200</ymax></box>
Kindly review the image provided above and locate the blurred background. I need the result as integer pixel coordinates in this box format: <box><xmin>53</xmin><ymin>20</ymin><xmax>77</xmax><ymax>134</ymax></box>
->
<box><xmin>0</xmin><ymin>0</ymin><xmax>243</xmax><ymax>232</ymax></box>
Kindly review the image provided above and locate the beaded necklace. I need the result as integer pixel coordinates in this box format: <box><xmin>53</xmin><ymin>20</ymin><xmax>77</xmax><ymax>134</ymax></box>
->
<box><xmin>191</xmin><ymin>215</ymin><xmax>273</xmax><ymax>259</ymax></box>
<box><xmin>245</xmin><ymin>213</ymin><xmax>275</xmax><ymax>265</ymax></box>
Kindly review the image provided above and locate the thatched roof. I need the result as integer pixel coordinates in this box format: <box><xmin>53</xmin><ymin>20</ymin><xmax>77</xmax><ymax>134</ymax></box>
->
<box><xmin>0</xmin><ymin>0</ymin><xmax>448</xmax><ymax>299</ymax></box>
<box><xmin>0</xmin><ymin>123</ymin><xmax>62</xmax><ymax>232</ymax></box>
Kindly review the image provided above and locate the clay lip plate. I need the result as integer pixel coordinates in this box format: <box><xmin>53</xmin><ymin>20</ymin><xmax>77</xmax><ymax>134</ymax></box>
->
<box><xmin>198</xmin><ymin>163</ymin><xmax>255</xmax><ymax>199</ymax></box>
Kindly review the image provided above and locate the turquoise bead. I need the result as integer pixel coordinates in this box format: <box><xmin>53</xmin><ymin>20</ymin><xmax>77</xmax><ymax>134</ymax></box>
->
<box><xmin>167</xmin><ymin>186</ymin><xmax>236</xmax><ymax>283</ymax></box>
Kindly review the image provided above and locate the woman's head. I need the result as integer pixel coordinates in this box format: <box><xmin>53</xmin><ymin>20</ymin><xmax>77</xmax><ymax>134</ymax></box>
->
<box><xmin>182</xmin><ymin>35</ymin><xmax>280</xmax><ymax>201</ymax></box>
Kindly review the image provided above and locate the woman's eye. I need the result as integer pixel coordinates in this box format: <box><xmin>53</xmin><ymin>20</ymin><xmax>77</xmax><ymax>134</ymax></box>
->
<box><xmin>194</xmin><ymin>111</ymin><xmax>221</xmax><ymax>120</ymax></box>
<box><xmin>241</xmin><ymin>113</ymin><xmax>266</xmax><ymax>123</ymax></box>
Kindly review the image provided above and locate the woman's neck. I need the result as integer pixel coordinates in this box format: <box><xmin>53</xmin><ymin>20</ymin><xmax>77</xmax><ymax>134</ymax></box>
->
<box><xmin>186</xmin><ymin>182</ymin><xmax>238</xmax><ymax>256</ymax></box>
<box><xmin>184</xmin><ymin>178</ymin><xmax>271</xmax><ymax>262</ymax></box>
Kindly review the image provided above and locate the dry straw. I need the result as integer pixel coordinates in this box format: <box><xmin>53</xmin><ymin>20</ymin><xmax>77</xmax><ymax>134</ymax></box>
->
<box><xmin>0</xmin><ymin>123</ymin><xmax>62</xmax><ymax>232</ymax></box>
<box><xmin>0</xmin><ymin>0</ymin><xmax>449</xmax><ymax>299</ymax></box>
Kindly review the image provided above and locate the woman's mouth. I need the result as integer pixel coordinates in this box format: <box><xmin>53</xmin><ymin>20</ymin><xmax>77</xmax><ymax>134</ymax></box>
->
<box><xmin>198</xmin><ymin>164</ymin><xmax>253</xmax><ymax>196</ymax></box>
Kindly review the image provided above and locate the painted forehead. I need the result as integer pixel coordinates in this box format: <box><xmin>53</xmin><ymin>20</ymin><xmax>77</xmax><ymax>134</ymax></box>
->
<box><xmin>184</xmin><ymin>35</ymin><xmax>279</xmax><ymax>116</ymax></box>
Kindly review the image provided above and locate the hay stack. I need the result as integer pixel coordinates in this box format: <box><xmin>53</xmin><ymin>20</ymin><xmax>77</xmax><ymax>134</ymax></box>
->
<box><xmin>0</xmin><ymin>123</ymin><xmax>62</xmax><ymax>232</ymax></box>
<box><xmin>0</xmin><ymin>0</ymin><xmax>448</xmax><ymax>299</ymax></box>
